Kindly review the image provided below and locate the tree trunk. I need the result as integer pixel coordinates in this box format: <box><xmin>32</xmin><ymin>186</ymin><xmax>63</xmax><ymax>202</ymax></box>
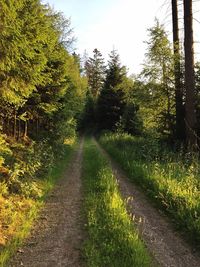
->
<box><xmin>13</xmin><ymin>110</ymin><xmax>17</xmax><ymax>139</ymax></box>
<box><xmin>36</xmin><ymin>118</ymin><xmax>39</xmax><ymax>136</ymax></box>
<box><xmin>24</xmin><ymin>121</ymin><xmax>28</xmax><ymax>138</ymax></box>
<box><xmin>184</xmin><ymin>0</ymin><xmax>197</xmax><ymax>148</ymax></box>
<box><xmin>18</xmin><ymin>119</ymin><xmax>21</xmax><ymax>140</ymax></box>
<box><xmin>172</xmin><ymin>0</ymin><xmax>184</xmax><ymax>141</ymax></box>
<box><xmin>7</xmin><ymin>118</ymin><xmax>10</xmax><ymax>136</ymax></box>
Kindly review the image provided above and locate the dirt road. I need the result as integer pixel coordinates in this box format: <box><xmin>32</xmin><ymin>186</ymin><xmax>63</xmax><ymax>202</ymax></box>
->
<box><xmin>9</xmin><ymin>137</ymin><xmax>200</xmax><ymax>267</ymax></box>
<box><xmin>10</xmin><ymin>139</ymin><xmax>85</xmax><ymax>267</ymax></box>
<box><xmin>94</xmin><ymin>138</ymin><xmax>200</xmax><ymax>267</ymax></box>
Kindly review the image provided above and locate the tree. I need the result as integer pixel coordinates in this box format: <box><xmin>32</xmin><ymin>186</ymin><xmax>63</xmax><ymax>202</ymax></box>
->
<box><xmin>96</xmin><ymin>50</ymin><xmax>126</xmax><ymax>130</ymax></box>
<box><xmin>0</xmin><ymin>0</ymin><xmax>87</xmax><ymax>195</ymax></box>
<box><xmin>79</xmin><ymin>90</ymin><xmax>95</xmax><ymax>130</ymax></box>
<box><xmin>121</xmin><ymin>101</ymin><xmax>143</xmax><ymax>135</ymax></box>
<box><xmin>171</xmin><ymin>0</ymin><xmax>185</xmax><ymax>141</ymax></box>
<box><xmin>183</xmin><ymin>0</ymin><xmax>197</xmax><ymax>147</ymax></box>
<box><xmin>0</xmin><ymin>0</ymin><xmax>87</xmax><ymax>143</ymax></box>
<box><xmin>141</xmin><ymin>20</ymin><xmax>175</xmax><ymax>138</ymax></box>
<box><xmin>85</xmin><ymin>48</ymin><xmax>106</xmax><ymax>98</ymax></box>
<box><xmin>195</xmin><ymin>63</ymin><xmax>200</xmax><ymax>138</ymax></box>
<box><xmin>0</xmin><ymin>0</ymin><xmax>56</xmax><ymax>138</ymax></box>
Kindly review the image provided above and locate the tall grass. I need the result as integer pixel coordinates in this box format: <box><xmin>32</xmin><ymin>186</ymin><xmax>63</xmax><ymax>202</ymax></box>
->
<box><xmin>99</xmin><ymin>133</ymin><xmax>200</xmax><ymax>247</ymax></box>
<box><xmin>0</xmin><ymin>144</ymin><xmax>75</xmax><ymax>267</ymax></box>
<box><xmin>82</xmin><ymin>138</ymin><xmax>152</xmax><ymax>267</ymax></box>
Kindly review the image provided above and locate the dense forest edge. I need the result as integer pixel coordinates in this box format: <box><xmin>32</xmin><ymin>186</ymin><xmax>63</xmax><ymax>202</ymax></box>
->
<box><xmin>0</xmin><ymin>1</ymin><xmax>86</xmax><ymax>264</ymax></box>
<box><xmin>0</xmin><ymin>0</ymin><xmax>200</xmax><ymax>266</ymax></box>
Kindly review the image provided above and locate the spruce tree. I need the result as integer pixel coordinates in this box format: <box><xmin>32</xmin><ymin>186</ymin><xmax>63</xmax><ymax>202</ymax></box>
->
<box><xmin>96</xmin><ymin>50</ymin><xmax>126</xmax><ymax>130</ymax></box>
<box><xmin>141</xmin><ymin>20</ymin><xmax>175</xmax><ymax>138</ymax></box>
<box><xmin>85</xmin><ymin>48</ymin><xmax>106</xmax><ymax>98</ymax></box>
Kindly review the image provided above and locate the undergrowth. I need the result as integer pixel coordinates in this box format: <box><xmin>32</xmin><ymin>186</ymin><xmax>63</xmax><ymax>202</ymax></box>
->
<box><xmin>99</xmin><ymin>133</ymin><xmax>200</xmax><ymax>248</ymax></box>
<box><xmin>0</xmin><ymin>140</ymin><xmax>75</xmax><ymax>267</ymax></box>
<box><xmin>82</xmin><ymin>138</ymin><xmax>152</xmax><ymax>267</ymax></box>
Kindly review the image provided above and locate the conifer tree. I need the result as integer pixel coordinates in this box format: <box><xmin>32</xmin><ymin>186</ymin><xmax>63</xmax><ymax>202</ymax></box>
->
<box><xmin>96</xmin><ymin>50</ymin><xmax>126</xmax><ymax>130</ymax></box>
<box><xmin>0</xmin><ymin>0</ymin><xmax>87</xmax><ymax>196</ymax></box>
<box><xmin>141</xmin><ymin>20</ymin><xmax>175</xmax><ymax>137</ymax></box>
<box><xmin>85</xmin><ymin>48</ymin><xmax>106</xmax><ymax>98</ymax></box>
<box><xmin>0</xmin><ymin>0</ymin><xmax>86</xmax><ymax>141</ymax></box>
<box><xmin>0</xmin><ymin>0</ymin><xmax>49</xmax><ymax>137</ymax></box>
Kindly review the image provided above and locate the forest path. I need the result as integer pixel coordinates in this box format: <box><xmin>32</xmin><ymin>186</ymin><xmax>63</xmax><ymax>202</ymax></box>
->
<box><xmin>10</xmin><ymin>138</ymin><xmax>85</xmax><ymax>267</ymax></box>
<box><xmin>94</xmin><ymin>138</ymin><xmax>200</xmax><ymax>267</ymax></box>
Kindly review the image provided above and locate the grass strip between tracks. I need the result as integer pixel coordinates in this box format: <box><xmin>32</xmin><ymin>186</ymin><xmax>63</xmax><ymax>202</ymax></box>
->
<box><xmin>82</xmin><ymin>138</ymin><xmax>152</xmax><ymax>267</ymax></box>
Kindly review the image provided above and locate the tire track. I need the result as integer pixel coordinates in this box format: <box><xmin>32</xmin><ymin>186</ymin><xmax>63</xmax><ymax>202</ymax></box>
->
<box><xmin>94</xmin><ymin>138</ymin><xmax>200</xmax><ymax>267</ymax></box>
<box><xmin>10</xmin><ymin>138</ymin><xmax>85</xmax><ymax>267</ymax></box>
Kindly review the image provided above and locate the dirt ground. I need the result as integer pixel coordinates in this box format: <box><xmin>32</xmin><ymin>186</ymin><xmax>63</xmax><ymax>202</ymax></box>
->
<box><xmin>94</xmin><ymin>138</ymin><xmax>200</xmax><ymax>267</ymax></box>
<box><xmin>9</xmin><ymin>137</ymin><xmax>200</xmax><ymax>267</ymax></box>
<box><xmin>9</xmin><ymin>138</ymin><xmax>85</xmax><ymax>267</ymax></box>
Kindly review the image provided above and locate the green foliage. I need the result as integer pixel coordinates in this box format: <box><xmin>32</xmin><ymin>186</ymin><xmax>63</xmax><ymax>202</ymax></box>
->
<box><xmin>0</xmin><ymin>0</ymin><xmax>49</xmax><ymax>105</ymax></box>
<box><xmin>0</xmin><ymin>133</ymin><xmax>12</xmax><ymax>169</ymax></box>
<box><xmin>138</xmin><ymin>20</ymin><xmax>175</xmax><ymax>138</ymax></box>
<box><xmin>0</xmin><ymin>138</ymin><xmax>53</xmax><ymax>197</ymax></box>
<box><xmin>100</xmin><ymin>133</ymin><xmax>200</xmax><ymax>247</ymax></box>
<box><xmin>85</xmin><ymin>48</ymin><xmax>106</xmax><ymax>98</ymax></box>
<box><xmin>96</xmin><ymin>50</ymin><xmax>127</xmax><ymax>131</ymax></box>
<box><xmin>0</xmin><ymin>6</ymin><xmax>85</xmax><ymax>262</ymax></box>
<box><xmin>79</xmin><ymin>90</ymin><xmax>96</xmax><ymax>130</ymax></box>
<box><xmin>0</xmin><ymin>0</ymin><xmax>86</xmax><ymax>142</ymax></box>
<box><xmin>0</xmin><ymin>140</ymin><xmax>75</xmax><ymax>266</ymax></box>
<box><xmin>0</xmin><ymin>0</ymin><xmax>87</xmax><ymax>200</ymax></box>
<box><xmin>119</xmin><ymin>78</ymin><xmax>144</xmax><ymax>135</ymax></box>
<box><xmin>82</xmin><ymin>138</ymin><xmax>152</xmax><ymax>267</ymax></box>
<box><xmin>0</xmin><ymin>195</ymin><xmax>38</xmax><ymax>266</ymax></box>
<box><xmin>121</xmin><ymin>101</ymin><xmax>143</xmax><ymax>135</ymax></box>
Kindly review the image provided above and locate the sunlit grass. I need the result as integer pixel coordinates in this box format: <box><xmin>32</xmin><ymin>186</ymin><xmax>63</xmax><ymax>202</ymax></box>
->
<box><xmin>0</xmin><ymin>143</ymin><xmax>75</xmax><ymax>267</ymax></box>
<box><xmin>99</xmin><ymin>133</ymin><xmax>200</xmax><ymax>247</ymax></box>
<box><xmin>82</xmin><ymin>138</ymin><xmax>152</xmax><ymax>267</ymax></box>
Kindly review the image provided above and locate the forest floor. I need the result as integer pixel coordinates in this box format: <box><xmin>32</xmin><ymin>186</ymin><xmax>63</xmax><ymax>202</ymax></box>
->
<box><xmin>8</xmin><ymin>137</ymin><xmax>200</xmax><ymax>267</ymax></box>
<box><xmin>9</xmin><ymin>138</ymin><xmax>85</xmax><ymax>267</ymax></box>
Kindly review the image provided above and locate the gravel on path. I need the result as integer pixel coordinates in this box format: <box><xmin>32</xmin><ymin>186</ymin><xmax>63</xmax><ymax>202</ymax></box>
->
<box><xmin>94</xmin><ymin>138</ymin><xmax>200</xmax><ymax>267</ymax></box>
<box><xmin>10</xmin><ymin>138</ymin><xmax>85</xmax><ymax>267</ymax></box>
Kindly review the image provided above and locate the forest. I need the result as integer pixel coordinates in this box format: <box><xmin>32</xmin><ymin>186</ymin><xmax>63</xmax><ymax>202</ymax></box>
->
<box><xmin>0</xmin><ymin>0</ymin><xmax>200</xmax><ymax>266</ymax></box>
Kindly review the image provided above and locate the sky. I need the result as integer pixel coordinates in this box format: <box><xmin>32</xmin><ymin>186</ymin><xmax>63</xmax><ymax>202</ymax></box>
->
<box><xmin>43</xmin><ymin>0</ymin><xmax>200</xmax><ymax>75</ymax></box>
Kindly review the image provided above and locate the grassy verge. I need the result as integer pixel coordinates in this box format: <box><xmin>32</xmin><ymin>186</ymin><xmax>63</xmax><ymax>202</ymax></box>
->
<box><xmin>82</xmin><ymin>138</ymin><xmax>152</xmax><ymax>267</ymax></box>
<box><xmin>0</xmin><ymin>143</ymin><xmax>75</xmax><ymax>267</ymax></box>
<box><xmin>99</xmin><ymin>133</ymin><xmax>200</xmax><ymax>248</ymax></box>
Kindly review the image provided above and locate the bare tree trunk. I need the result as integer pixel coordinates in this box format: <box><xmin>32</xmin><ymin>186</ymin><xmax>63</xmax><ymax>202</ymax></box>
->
<box><xmin>18</xmin><ymin>119</ymin><xmax>21</xmax><ymax>140</ymax></box>
<box><xmin>7</xmin><ymin>118</ymin><xmax>10</xmax><ymax>136</ymax></box>
<box><xmin>36</xmin><ymin>118</ymin><xmax>39</xmax><ymax>136</ymax></box>
<box><xmin>184</xmin><ymin>0</ymin><xmax>197</xmax><ymax>148</ymax></box>
<box><xmin>13</xmin><ymin>110</ymin><xmax>17</xmax><ymax>139</ymax></box>
<box><xmin>24</xmin><ymin>121</ymin><xmax>28</xmax><ymax>138</ymax></box>
<box><xmin>172</xmin><ymin>0</ymin><xmax>184</xmax><ymax>141</ymax></box>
